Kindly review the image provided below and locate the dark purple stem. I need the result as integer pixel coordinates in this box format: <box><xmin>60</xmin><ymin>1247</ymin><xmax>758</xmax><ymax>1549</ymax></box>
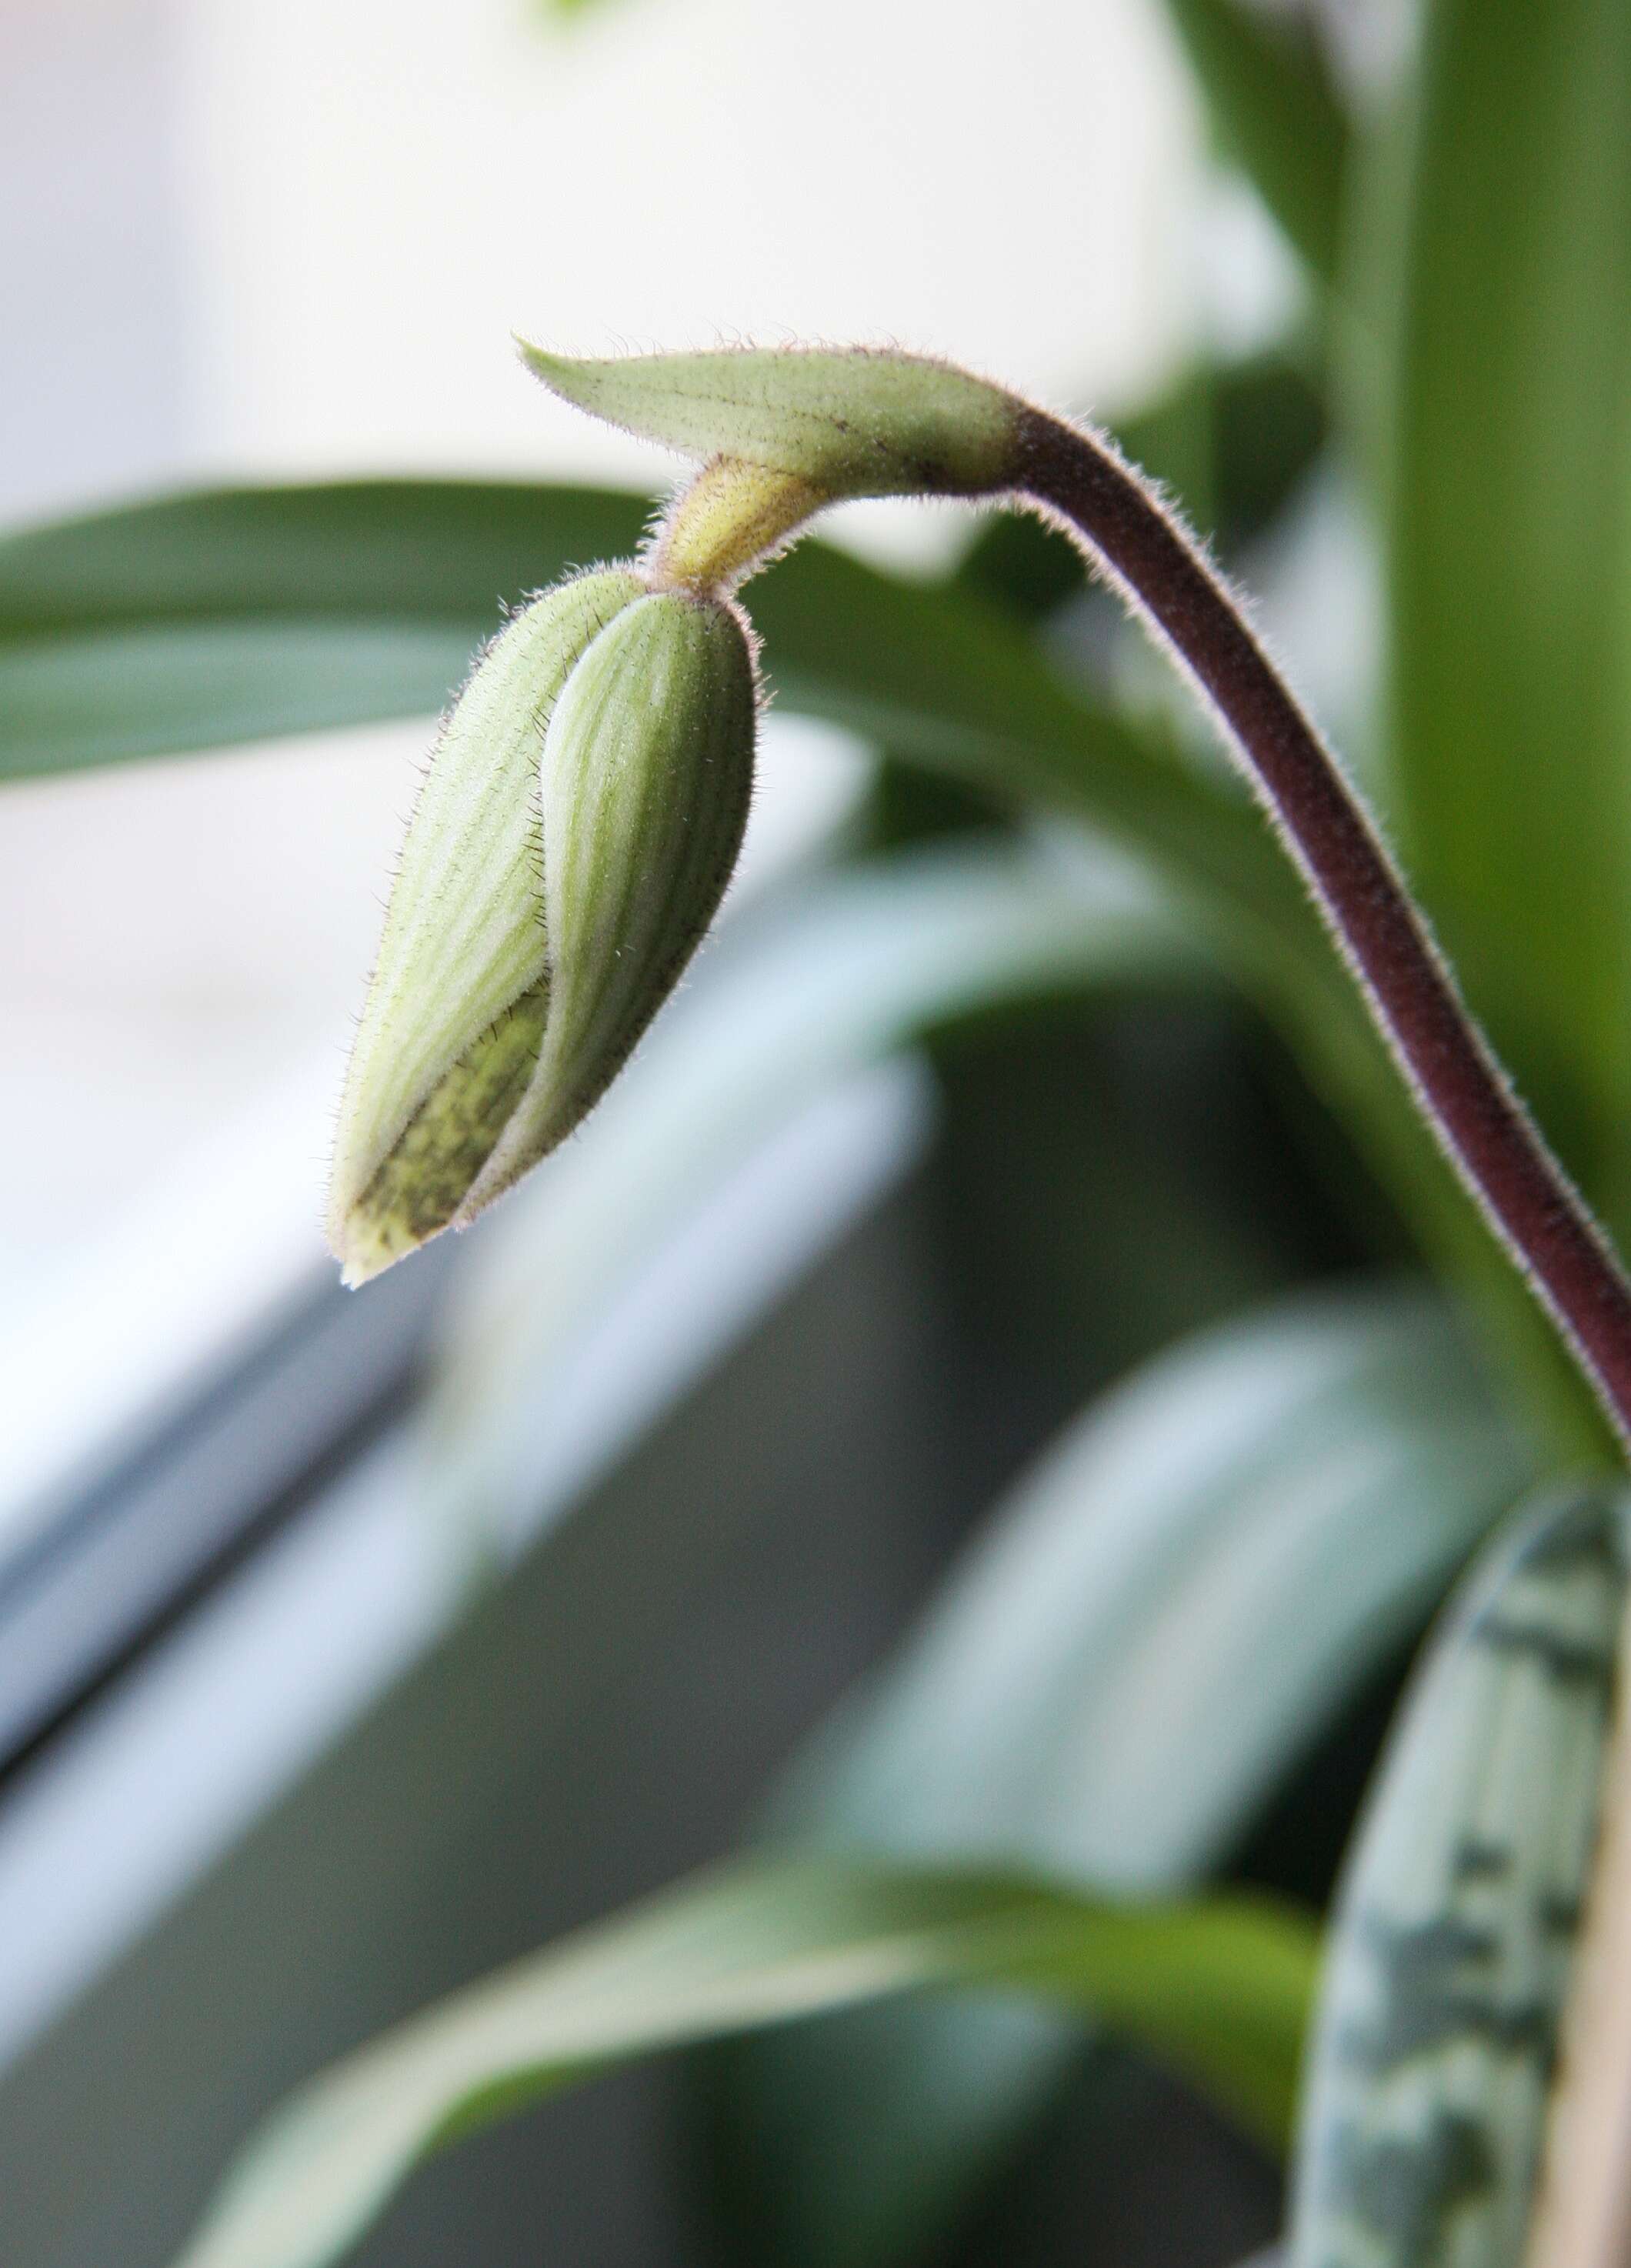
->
<box><xmin>1010</xmin><ymin>402</ymin><xmax>1631</xmax><ymax>1453</ymax></box>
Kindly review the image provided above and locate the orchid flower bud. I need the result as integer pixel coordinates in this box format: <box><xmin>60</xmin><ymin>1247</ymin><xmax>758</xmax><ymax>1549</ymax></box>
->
<box><xmin>333</xmin><ymin>344</ymin><xmax>1008</xmax><ymax>1287</ymax></box>
<box><xmin>329</xmin><ymin>571</ymin><xmax>758</xmax><ymax>1284</ymax></box>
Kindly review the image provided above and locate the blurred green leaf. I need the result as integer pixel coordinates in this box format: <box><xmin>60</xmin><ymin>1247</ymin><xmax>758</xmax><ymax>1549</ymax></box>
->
<box><xmin>1200</xmin><ymin>349</ymin><xmax>1328</xmax><ymax>551</ymax></box>
<box><xmin>1383</xmin><ymin>0</ymin><xmax>1631</xmax><ymax>1205</ymax></box>
<box><xmin>0</xmin><ymin>479</ymin><xmax>1325</xmax><ymax>1189</ymax></box>
<box><xmin>747</xmin><ymin>544</ymin><xmax>1306</xmax><ymax>949</ymax></box>
<box><xmin>0</xmin><ymin>482</ymin><xmax>645</xmax><ymax>775</ymax></box>
<box><xmin>0</xmin><ymin>478</ymin><xmax>1603</xmax><ymax>1455</ymax></box>
<box><xmin>0</xmin><ymin>479</ymin><xmax>647</xmax><ymax>631</ymax></box>
<box><xmin>428</xmin><ymin>833</ymin><xmax>1204</xmax><ymax>1532</ymax></box>
<box><xmin>168</xmin><ymin>1859</ymin><xmax>1317</xmax><ymax>2268</ymax></box>
<box><xmin>1162</xmin><ymin>0</ymin><xmax>1349</xmax><ymax>282</ymax></box>
<box><xmin>0</xmin><ymin>479</ymin><xmax>1291</xmax><ymax>943</ymax></box>
<box><xmin>0</xmin><ymin>482</ymin><xmax>1292</xmax><ymax>946</ymax></box>
<box><xmin>713</xmin><ymin>1280</ymin><xmax>1536</xmax><ymax>2266</ymax></box>
<box><xmin>783</xmin><ymin>1283</ymin><xmax>1528</xmax><ymax>1874</ymax></box>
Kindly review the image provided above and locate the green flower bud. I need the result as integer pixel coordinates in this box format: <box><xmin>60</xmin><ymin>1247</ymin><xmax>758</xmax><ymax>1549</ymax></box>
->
<box><xmin>518</xmin><ymin>342</ymin><xmax>1022</xmax><ymax>501</ymax></box>
<box><xmin>329</xmin><ymin>572</ymin><xmax>758</xmax><ymax>1285</ymax></box>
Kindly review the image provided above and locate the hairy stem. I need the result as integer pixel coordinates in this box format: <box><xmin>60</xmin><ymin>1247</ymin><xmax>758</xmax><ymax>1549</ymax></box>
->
<box><xmin>1010</xmin><ymin>403</ymin><xmax>1631</xmax><ymax>1453</ymax></box>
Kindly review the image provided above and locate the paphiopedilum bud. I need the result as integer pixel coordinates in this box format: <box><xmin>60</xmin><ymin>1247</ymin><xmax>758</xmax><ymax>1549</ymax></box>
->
<box><xmin>329</xmin><ymin>570</ymin><xmax>758</xmax><ymax>1285</ymax></box>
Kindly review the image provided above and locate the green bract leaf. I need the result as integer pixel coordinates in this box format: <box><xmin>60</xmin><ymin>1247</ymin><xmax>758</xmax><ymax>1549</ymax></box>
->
<box><xmin>168</xmin><ymin>1859</ymin><xmax>1318</xmax><ymax>2268</ymax></box>
<box><xmin>1288</xmin><ymin>1483</ymin><xmax>1631</xmax><ymax>2268</ymax></box>
<box><xmin>718</xmin><ymin>1281</ymin><xmax>1536</xmax><ymax>2266</ymax></box>
<box><xmin>519</xmin><ymin>342</ymin><xmax>1022</xmax><ymax>498</ymax></box>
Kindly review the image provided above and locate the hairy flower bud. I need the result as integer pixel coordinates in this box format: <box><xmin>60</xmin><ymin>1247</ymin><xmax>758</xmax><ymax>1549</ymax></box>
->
<box><xmin>329</xmin><ymin>572</ymin><xmax>757</xmax><ymax>1285</ymax></box>
<box><xmin>518</xmin><ymin>342</ymin><xmax>1022</xmax><ymax>501</ymax></box>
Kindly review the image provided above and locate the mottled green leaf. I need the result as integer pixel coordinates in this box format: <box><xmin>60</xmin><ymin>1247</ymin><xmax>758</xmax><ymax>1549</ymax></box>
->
<box><xmin>715</xmin><ymin>1282</ymin><xmax>1536</xmax><ymax>2266</ymax></box>
<box><xmin>1289</xmin><ymin>1483</ymin><xmax>1631</xmax><ymax>2268</ymax></box>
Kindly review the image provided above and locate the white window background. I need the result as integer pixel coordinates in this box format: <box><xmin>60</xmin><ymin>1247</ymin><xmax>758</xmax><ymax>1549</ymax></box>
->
<box><xmin>0</xmin><ymin>0</ymin><xmax>1296</xmax><ymax>2079</ymax></box>
<box><xmin>0</xmin><ymin>0</ymin><xmax>1215</xmax><ymax>1491</ymax></box>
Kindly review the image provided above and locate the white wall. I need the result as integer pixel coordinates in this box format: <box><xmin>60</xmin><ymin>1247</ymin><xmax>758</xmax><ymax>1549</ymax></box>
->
<box><xmin>178</xmin><ymin>0</ymin><xmax>1199</xmax><ymax>552</ymax></box>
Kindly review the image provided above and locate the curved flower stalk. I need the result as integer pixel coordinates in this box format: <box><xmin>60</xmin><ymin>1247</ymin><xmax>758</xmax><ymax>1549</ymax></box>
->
<box><xmin>510</xmin><ymin>341</ymin><xmax>1631</xmax><ymax>1468</ymax></box>
<box><xmin>333</xmin><ymin>335</ymin><xmax>1631</xmax><ymax>1475</ymax></box>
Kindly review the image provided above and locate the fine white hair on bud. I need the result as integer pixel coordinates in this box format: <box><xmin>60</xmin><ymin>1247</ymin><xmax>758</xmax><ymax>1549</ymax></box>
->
<box><xmin>459</xmin><ymin>589</ymin><xmax>758</xmax><ymax>1211</ymax></box>
<box><xmin>329</xmin><ymin>571</ymin><xmax>756</xmax><ymax>1286</ymax></box>
<box><xmin>518</xmin><ymin>342</ymin><xmax>1022</xmax><ymax>501</ymax></box>
<box><xmin>649</xmin><ymin>456</ymin><xmax>832</xmax><ymax>596</ymax></box>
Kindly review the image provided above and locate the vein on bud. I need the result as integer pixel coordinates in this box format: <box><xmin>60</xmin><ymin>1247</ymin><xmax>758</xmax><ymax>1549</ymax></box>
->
<box><xmin>459</xmin><ymin>589</ymin><xmax>757</xmax><ymax>1213</ymax></box>
<box><xmin>329</xmin><ymin>571</ymin><xmax>756</xmax><ymax>1286</ymax></box>
<box><xmin>329</xmin><ymin>569</ymin><xmax>640</xmax><ymax>1285</ymax></box>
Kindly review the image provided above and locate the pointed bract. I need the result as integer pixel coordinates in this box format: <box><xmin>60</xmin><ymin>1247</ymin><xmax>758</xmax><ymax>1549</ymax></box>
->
<box><xmin>519</xmin><ymin>343</ymin><xmax>1022</xmax><ymax>500</ymax></box>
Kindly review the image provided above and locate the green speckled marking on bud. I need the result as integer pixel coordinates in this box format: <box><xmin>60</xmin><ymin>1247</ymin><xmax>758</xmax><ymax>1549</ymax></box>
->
<box><xmin>455</xmin><ymin>589</ymin><xmax>757</xmax><ymax>1219</ymax></box>
<box><xmin>329</xmin><ymin>568</ymin><xmax>642</xmax><ymax>1285</ymax></box>
<box><xmin>519</xmin><ymin>342</ymin><xmax>1021</xmax><ymax>500</ymax></box>
<box><xmin>336</xmin><ymin>984</ymin><xmax>552</xmax><ymax>1286</ymax></box>
<box><xmin>1287</xmin><ymin>1486</ymin><xmax>1631</xmax><ymax>2268</ymax></box>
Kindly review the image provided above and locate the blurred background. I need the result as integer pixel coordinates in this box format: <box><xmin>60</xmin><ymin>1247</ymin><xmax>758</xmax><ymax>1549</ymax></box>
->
<box><xmin>0</xmin><ymin>3</ymin><xmax>1435</xmax><ymax>2264</ymax></box>
<box><xmin>1</xmin><ymin>0</ymin><xmax>1221</xmax><ymax>1296</ymax></box>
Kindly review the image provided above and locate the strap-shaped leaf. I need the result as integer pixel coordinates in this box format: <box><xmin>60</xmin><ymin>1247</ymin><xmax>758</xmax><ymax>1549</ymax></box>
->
<box><xmin>714</xmin><ymin>1282</ymin><xmax>1536</xmax><ymax>2265</ymax></box>
<box><xmin>0</xmin><ymin>481</ymin><xmax>1291</xmax><ymax>939</ymax></box>
<box><xmin>0</xmin><ymin>480</ymin><xmax>648</xmax><ymax>636</ymax></box>
<box><xmin>1162</xmin><ymin>0</ymin><xmax>1349</xmax><ymax>282</ymax></box>
<box><xmin>0</xmin><ymin>477</ymin><xmax>1598</xmax><ymax>1448</ymax></box>
<box><xmin>167</xmin><ymin>1859</ymin><xmax>1317</xmax><ymax>2268</ymax></box>
<box><xmin>0</xmin><ymin>482</ymin><xmax>645</xmax><ymax>775</ymax></box>
<box><xmin>1383</xmin><ymin>0</ymin><xmax>1631</xmax><ymax>1203</ymax></box>
<box><xmin>782</xmin><ymin>1286</ymin><xmax>1529</xmax><ymax>1879</ymax></box>
<box><xmin>0</xmin><ymin>482</ymin><xmax>1309</xmax><ymax>1059</ymax></box>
